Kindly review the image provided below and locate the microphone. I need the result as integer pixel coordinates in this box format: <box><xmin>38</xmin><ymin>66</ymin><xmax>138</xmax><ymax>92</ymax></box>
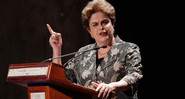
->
<box><xmin>42</xmin><ymin>45</ymin><xmax>107</xmax><ymax>62</ymax></box>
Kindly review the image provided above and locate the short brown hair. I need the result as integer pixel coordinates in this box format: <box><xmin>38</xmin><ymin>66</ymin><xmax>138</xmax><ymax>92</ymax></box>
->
<box><xmin>81</xmin><ymin>0</ymin><xmax>116</xmax><ymax>30</ymax></box>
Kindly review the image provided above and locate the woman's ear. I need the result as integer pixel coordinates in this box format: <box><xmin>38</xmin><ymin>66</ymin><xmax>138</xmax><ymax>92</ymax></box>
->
<box><xmin>87</xmin><ymin>27</ymin><xmax>90</xmax><ymax>33</ymax></box>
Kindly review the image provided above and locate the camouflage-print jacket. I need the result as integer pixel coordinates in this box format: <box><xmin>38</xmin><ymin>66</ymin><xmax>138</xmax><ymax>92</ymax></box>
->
<box><xmin>65</xmin><ymin>35</ymin><xmax>143</xmax><ymax>99</ymax></box>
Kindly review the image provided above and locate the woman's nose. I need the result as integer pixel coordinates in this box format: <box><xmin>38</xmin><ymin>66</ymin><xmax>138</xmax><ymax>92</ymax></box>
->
<box><xmin>99</xmin><ymin>24</ymin><xmax>105</xmax><ymax>30</ymax></box>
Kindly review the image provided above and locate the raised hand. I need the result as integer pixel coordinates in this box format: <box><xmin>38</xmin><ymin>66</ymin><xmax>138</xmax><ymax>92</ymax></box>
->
<box><xmin>46</xmin><ymin>24</ymin><xmax>62</xmax><ymax>50</ymax></box>
<box><xmin>46</xmin><ymin>24</ymin><xmax>62</xmax><ymax>64</ymax></box>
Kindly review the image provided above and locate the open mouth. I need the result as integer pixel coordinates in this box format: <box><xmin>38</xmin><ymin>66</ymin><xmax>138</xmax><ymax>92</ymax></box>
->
<box><xmin>99</xmin><ymin>32</ymin><xmax>108</xmax><ymax>36</ymax></box>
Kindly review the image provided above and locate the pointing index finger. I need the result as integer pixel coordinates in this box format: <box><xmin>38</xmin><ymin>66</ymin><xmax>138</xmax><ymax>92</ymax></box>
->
<box><xmin>46</xmin><ymin>24</ymin><xmax>54</xmax><ymax>34</ymax></box>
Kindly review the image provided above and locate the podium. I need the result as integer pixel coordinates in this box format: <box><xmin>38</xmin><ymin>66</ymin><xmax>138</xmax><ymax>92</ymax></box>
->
<box><xmin>6</xmin><ymin>62</ymin><xmax>98</xmax><ymax>99</ymax></box>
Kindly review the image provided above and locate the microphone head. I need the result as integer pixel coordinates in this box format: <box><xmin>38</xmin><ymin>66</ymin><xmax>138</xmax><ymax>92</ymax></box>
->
<box><xmin>93</xmin><ymin>45</ymin><xmax>107</xmax><ymax>50</ymax></box>
<box><xmin>100</xmin><ymin>45</ymin><xmax>107</xmax><ymax>48</ymax></box>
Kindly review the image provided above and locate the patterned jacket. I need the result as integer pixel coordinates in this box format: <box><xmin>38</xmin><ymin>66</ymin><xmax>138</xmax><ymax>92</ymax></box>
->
<box><xmin>65</xmin><ymin>35</ymin><xmax>143</xmax><ymax>99</ymax></box>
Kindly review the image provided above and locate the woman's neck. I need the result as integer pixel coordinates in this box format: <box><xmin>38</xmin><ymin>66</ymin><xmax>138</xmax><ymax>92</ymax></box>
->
<box><xmin>97</xmin><ymin>35</ymin><xmax>115</xmax><ymax>59</ymax></box>
<box><xmin>97</xmin><ymin>46</ymin><xmax>110</xmax><ymax>59</ymax></box>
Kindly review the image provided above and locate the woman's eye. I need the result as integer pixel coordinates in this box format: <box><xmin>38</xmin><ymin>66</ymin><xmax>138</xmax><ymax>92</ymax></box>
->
<box><xmin>101</xmin><ymin>19</ymin><xmax>109</xmax><ymax>25</ymax></box>
<box><xmin>92</xmin><ymin>23</ymin><xmax>98</xmax><ymax>27</ymax></box>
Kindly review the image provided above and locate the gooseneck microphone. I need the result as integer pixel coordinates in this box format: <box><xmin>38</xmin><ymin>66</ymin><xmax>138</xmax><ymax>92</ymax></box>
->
<box><xmin>42</xmin><ymin>45</ymin><xmax>107</xmax><ymax>63</ymax></box>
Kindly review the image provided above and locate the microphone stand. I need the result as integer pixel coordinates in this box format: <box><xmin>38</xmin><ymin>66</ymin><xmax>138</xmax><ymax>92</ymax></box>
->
<box><xmin>42</xmin><ymin>45</ymin><xmax>107</xmax><ymax>63</ymax></box>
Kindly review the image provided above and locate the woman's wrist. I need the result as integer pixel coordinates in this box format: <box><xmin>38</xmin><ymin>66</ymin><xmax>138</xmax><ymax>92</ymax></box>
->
<box><xmin>109</xmin><ymin>80</ymin><xmax>129</xmax><ymax>91</ymax></box>
<box><xmin>52</xmin><ymin>47</ymin><xmax>62</xmax><ymax>64</ymax></box>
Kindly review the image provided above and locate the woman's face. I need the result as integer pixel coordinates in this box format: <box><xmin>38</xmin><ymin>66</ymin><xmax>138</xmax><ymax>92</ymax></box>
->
<box><xmin>88</xmin><ymin>12</ymin><xmax>114</xmax><ymax>46</ymax></box>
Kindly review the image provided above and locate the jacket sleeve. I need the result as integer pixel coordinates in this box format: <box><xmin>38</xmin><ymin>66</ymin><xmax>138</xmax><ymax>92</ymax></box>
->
<box><xmin>121</xmin><ymin>43</ymin><xmax>143</xmax><ymax>85</ymax></box>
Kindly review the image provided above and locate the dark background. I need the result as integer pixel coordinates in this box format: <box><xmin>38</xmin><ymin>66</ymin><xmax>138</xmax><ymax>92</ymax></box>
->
<box><xmin>0</xmin><ymin>0</ymin><xmax>150</xmax><ymax>98</ymax></box>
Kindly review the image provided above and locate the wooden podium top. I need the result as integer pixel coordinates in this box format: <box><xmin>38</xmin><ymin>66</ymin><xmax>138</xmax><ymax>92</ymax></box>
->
<box><xmin>6</xmin><ymin>62</ymin><xmax>97</xmax><ymax>96</ymax></box>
